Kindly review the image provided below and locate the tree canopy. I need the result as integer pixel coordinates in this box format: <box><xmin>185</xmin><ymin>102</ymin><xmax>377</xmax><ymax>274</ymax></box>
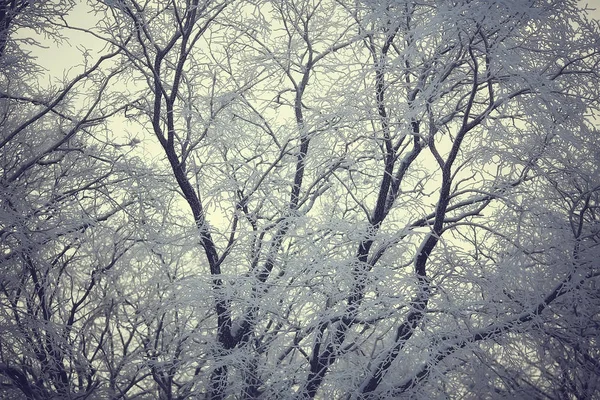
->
<box><xmin>1</xmin><ymin>0</ymin><xmax>599</xmax><ymax>399</ymax></box>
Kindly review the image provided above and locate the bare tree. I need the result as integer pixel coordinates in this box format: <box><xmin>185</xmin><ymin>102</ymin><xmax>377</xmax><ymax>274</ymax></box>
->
<box><xmin>3</xmin><ymin>0</ymin><xmax>599</xmax><ymax>398</ymax></box>
<box><xmin>0</xmin><ymin>1</ymin><xmax>150</xmax><ymax>398</ymax></box>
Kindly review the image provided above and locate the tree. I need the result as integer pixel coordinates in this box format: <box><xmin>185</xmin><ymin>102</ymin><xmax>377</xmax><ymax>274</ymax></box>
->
<box><xmin>2</xmin><ymin>0</ymin><xmax>600</xmax><ymax>398</ymax></box>
<box><xmin>0</xmin><ymin>1</ymin><xmax>151</xmax><ymax>398</ymax></box>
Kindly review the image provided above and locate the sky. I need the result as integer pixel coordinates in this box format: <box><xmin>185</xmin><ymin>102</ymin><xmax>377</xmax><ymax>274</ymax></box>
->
<box><xmin>582</xmin><ymin>1</ymin><xmax>600</xmax><ymax>19</ymax></box>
